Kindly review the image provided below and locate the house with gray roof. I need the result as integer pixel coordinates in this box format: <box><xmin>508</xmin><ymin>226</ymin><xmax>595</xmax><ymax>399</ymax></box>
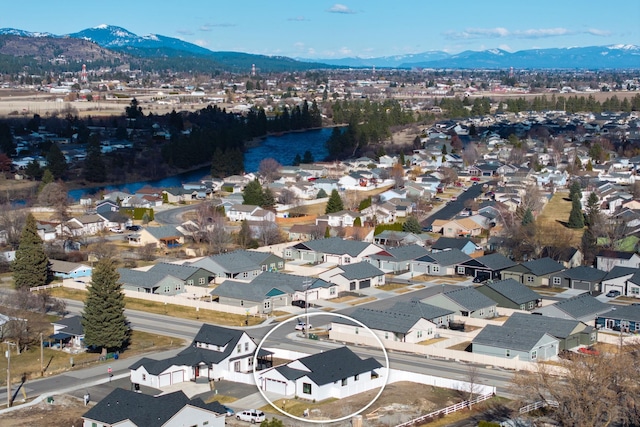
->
<box><xmin>49</xmin><ymin>259</ymin><xmax>92</xmax><ymax>280</ymax></box>
<box><xmin>421</xmin><ymin>287</ymin><xmax>497</xmax><ymax>319</ymax></box>
<box><xmin>548</xmin><ymin>266</ymin><xmax>608</xmax><ymax>292</ymax></box>
<box><xmin>284</xmin><ymin>237</ymin><xmax>382</xmax><ymax>265</ymax></box>
<box><xmin>331</xmin><ymin>300</ymin><xmax>454</xmax><ymax>345</ymax></box>
<box><xmin>500</xmin><ymin>257</ymin><xmax>565</xmax><ymax>287</ymax></box>
<box><xmin>211</xmin><ymin>272</ymin><xmax>337</xmax><ymax>314</ymax></box>
<box><xmin>431</xmin><ymin>237</ymin><xmax>483</xmax><ymax>256</ymax></box>
<box><xmin>130</xmin><ymin>324</ymin><xmax>263</xmax><ymax>389</ymax></box>
<box><xmin>257</xmin><ymin>346</ymin><xmax>384</xmax><ymax>401</ymax></box>
<box><xmin>373</xmin><ymin>230</ymin><xmax>428</xmax><ymax>248</ymax></box>
<box><xmin>533</xmin><ymin>292</ymin><xmax>611</xmax><ymax>323</ymax></box>
<box><xmin>504</xmin><ymin>312</ymin><xmax>596</xmax><ymax>351</ymax></box>
<box><xmin>118</xmin><ymin>268</ymin><xmax>185</xmax><ymax>295</ymax></box>
<box><xmin>50</xmin><ymin>315</ymin><xmax>85</xmax><ymax>350</ymax></box>
<box><xmin>601</xmin><ymin>266</ymin><xmax>640</xmax><ymax>298</ymax></box>
<box><xmin>458</xmin><ymin>253</ymin><xmax>517</xmax><ymax>281</ymax></box>
<box><xmin>410</xmin><ymin>249</ymin><xmax>472</xmax><ymax>276</ymax></box>
<box><xmin>318</xmin><ymin>261</ymin><xmax>385</xmax><ymax>292</ymax></box>
<box><xmin>148</xmin><ymin>262</ymin><xmax>213</xmax><ymax>287</ymax></box>
<box><xmin>471</xmin><ymin>324</ymin><xmax>559</xmax><ymax>361</ymax></box>
<box><xmin>596</xmin><ymin>305</ymin><xmax>640</xmax><ymax>333</ymax></box>
<box><xmin>189</xmin><ymin>250</ymin><xmax>284</xmax><ymax>283</ymax></box>
<box><xmin>596</xmin><ymin>249</ymin><xmax>640</xmax><ymax>272</ymax></box>
<box><xmin>365</xmin><ymin>244</ymin><xmax>430</xmax><ymax>273</ymax></box>
<box><xmin>82</xmin><ymin>388</ymin><xmax>226</xmax><ymax>427</ymax></box>
<box><xmin>476</xmin><ymin>278</ymin><xmax>542</xmax><ymax>311</ymax></box>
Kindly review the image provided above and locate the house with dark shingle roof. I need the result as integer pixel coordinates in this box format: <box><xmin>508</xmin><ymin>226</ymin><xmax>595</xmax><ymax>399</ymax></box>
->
<box><xmin>458</xmin><ymin>253</ymin><xmax>517</xmax><ymax>280</ymax></box>
<box><xmin>471</xmin><ymin>324</ymin><xmax>559</xmax><ymax>361</ymax></box>
<box><xmin>596</xmin><ymin>305</ymin><xmax>640</xmax><ymax>333</ymax></box>
<box><xmin>601</xmin><ymin>266</ymin><xmax>640</xmax><ymax>298</ymax></box>
<box><xmin>50</xmin><ymin>315</ymin><xmax>84</xmax><ymax>349</ymax></box>
<box><xmin>118</xmin><ymin>268</ymin><xmax>186</xmax><ymax>295</ymax></box>
<box><xmin>82</xmin><ymin>388</ymin><xmax>226</xmax><ymax>427</ymax></box>
<box><xmin>331</xmin><ymin>300</ymin><xmax>454</xmax><ymax>344</ymax></box>
<box><xmin>596</xmin><ymin>249</ymin><xmax>640</xmax><ymax>272</ymax></box>
<box><xmin>533</xmin><ymin>292</ymin><xmax>611</xmax><ymax>323</ymax></box>
<box><xmin>318</xmin><ymin>261</ymin><xmax>386</xmax><ymax>291</ymax></box>
<box><xmin>257</xmin><ymin>346</ymin><xmax>384</xmax><ymax>400</ymax></box>
<box><xmin>421</xmin><ymin>287</ymin><xmax>497</xmax><ymax>319</ymax></box>
<box><xmin>411</xmin><ymin>249</ymin><xmax>472</xmax><ymax>276</ymax></box>
<box><xmin>366</xmin><ymin>244</ymin><xmax>431</xmax><ymax>273</ymax></box>
<box><xmin>476</xmin><ymin>278</ymin><xmax>542</xmax><ymax>310</ymax></box>
<box><xmin>285</xmin><ymin>237</ymin><xmax>382</xmax><ymax>265</ymax></box>
<box><xmin>504</xmin><ymin>312</ymin><xmax>596</xmax><ymax>351</ymax></box>
<box><xmin>431</xmin><ymin>237</ymin><xmax>483</xmax><ymax>256</ymax></box>
<box><xmin>148</xmin><ymin>262</ymin><xmax>212</xmax><ymax>287</ymax></box>
<box><xmin>373</xmin><ymin>230</ymin><xmax>428</xmax><ymax>248</ymax></box>
<box><xmin>210</xmin><ymin>272</ymin><xmax>337</xmax><ymax>313</ymax></box>
<box><xmin>189</xmin><ymin>250</ymin><xmax>285</xmax><ymax>283</ymax></box>
<box><xmin>500</xmin><ymin>257</ymin><xmax>565</xmax><ymax>287</ymax></box>
<box><xmin>130</xmin><ymin>324</ymin><xmax>263</xmax><ymax>388</ymax></box>
<box><xmin>548</xmin><ymin>266</ymin><xmax>608</xmax><ymax>292</ymax></box>
<box><xmin>540</xmin><ymin>246</ymin><xmax>583</xmax><ymax>268</ymax></box>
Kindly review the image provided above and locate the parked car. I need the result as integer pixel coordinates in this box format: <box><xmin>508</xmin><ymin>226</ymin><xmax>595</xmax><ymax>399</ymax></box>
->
<box><xmin>110</xmin><ymin>227</ymin><xmax>123</xmax><ymax>233</ymax></box>
<box><xmin>472</xmin><ymin>273</ymin><xmax>490</xmax><ymax>283</ymax></box>
<box><xmin>295</xmin><ymin>322</ymin><xmax>312</xmax><ymax>331</ymax></box>
<box><xmin>606</xmin><ymin>290</ymin><xmax>621</xmax><ymax>297</ymax></box>
<box><xmin>126</xmin><ymin>225</ymin><xmax>141</xmax><ymax>231</ymax></box>
<box><xmin>222</xmin><ymin>405</ymin><xmax>235</xmax><ymax>417</ymax></box>
<box><xmin>236</xmin><ymin>410</ymin><xmax>265</xmax><ymax>423</ymax></box>
<box><xmin>450</xmin><ymin>196</ymin><xmax>458</xmax><ymax>201</ymax></box>
<box><xmin>577</xmin><ymin>346</ymin><xmax>600</xmax><ymax>356</ymax></box>
<box><xmin>422</xmin><ymin>225</ymin><xmax>433</xmax><ymax>232</ymax></box>
<box><xmin>292</xmin><ymin>300</ymin><xmax>309</xmax><ymax>309</ymax></box>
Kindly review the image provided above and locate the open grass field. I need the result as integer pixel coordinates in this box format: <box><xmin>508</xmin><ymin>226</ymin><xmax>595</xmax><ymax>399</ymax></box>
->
<box><xmin>537</xmin><ymin>191</ymin><xmax>584</xmax><ymax>246</ymax></box>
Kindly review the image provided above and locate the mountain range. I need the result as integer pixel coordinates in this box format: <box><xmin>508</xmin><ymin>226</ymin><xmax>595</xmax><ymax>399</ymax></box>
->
<box><xmin>0</xmin><ymin>24</ymin><xmax>639</xmax><ymax>70</ymax></box>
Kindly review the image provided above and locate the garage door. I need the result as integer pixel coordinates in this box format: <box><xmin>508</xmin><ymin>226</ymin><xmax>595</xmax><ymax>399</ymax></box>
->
<box><xmin>573</xmin><ymin>281</ymin><xmax>591</xmax><ymax>291</ymax></box>
<box><xmin>159</xmin><ymin>373</ymin><xmax>171</xmax><ymax>387</ymax></box>
<box><xmin>265</xmin><ymin>378</ymin><xmax>288</xmax><ymax>395</ymax></box>
<box><xmin>359</xmin><ymin>279</ymin><xmax>371</xmax><ymax>289</ymax></box>
<box><xmin>171</xmin><ymin>370</ymin><xmax>184</xmax><ymax>384</ymax></box>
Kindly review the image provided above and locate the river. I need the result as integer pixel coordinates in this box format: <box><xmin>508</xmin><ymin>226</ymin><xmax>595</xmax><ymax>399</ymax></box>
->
<box><xmin>68</xmin><ymin>128</ymin><xmax>332</xmax><ymax>200</ymax></box>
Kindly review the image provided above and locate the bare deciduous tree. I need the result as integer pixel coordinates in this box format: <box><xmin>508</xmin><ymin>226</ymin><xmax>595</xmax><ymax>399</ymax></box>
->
<box><xmin>0</xmin><ymin>205</ymin><xmax>28</xmax><ymax>249</ymax></box>
<box><xmin>258</xmin><ymin>158</ymin><xmax>282</xmax><ymax>184</ymax></box>
<box><xmin>203</xmin><ymin>213</ymin><xmax>230</xmax><ymax>254</ymax></box>
<box><xmin>257</xmin><ymin>220</ymin><xmax>283</xmax><ymax>247</ymax></box>
<box><xmin>38</xmin><ymin>182</ymin><xmax>71</xmax><ymax>222</ymax></box>
<box><xmin>277</xmin><ymin>188</ymin><xmax>298</xmax><ymax>206</ymax></box>
<box><xmin>461</xmin><ymin>142</ymin><xmax>479</xmax><ymax>166</ymax></box>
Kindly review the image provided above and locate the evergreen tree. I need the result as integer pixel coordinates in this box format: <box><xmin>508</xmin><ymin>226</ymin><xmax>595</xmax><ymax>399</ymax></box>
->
<box><xmin>12</xmin><ymin>213</ymin><xmax>49</xmax><ymax>290</ymax></box>
<box><xmin>81</xmin><ymin>258</ymin><xmax>128</xmax><ymax>357</ymax></box>
<box><xmin>243</xmin><ymin>179</ymin><xmax>264</xmax><ymax>206</ymax></box>
<box><xmin>0</xmin><ymin>122</ymin><xmax>15</xmax><ymax>156</ymax></box>
<box><xmin>585</xmin><ymin>192</ymin><xmax>601</xmax><ymax>227</ymax></box>
<box><xmin>325</xmin><ymin>189</ymin><xmax>344</xmax><ymax>214</ymax></box>
<box><xmin>292</xmin><ymin>154</ymin><xmax>302</xmax><ymax>166</ymax></box>
<box><xmin>402</xmin><ymin>216</ymin><xmax>422</xmax><ymax>234</ymax></box>
<box><xmin>46</xmin><ymin>143</ymin><xmax>68</xmax><ymax>180</ymax></box>
<box><xmin>521</xmin><ymin>208</ymin><xmax>534</xmax><ymax>226</ymax></box>
<box><xmin>567</xmin><ymin>195</ymin><xmax>585</xmax><ymax>229</ymax></box>
<box><xmin>581</xmin><ymin>229</ymin><xmax>598</xmax><ymax>266</ymax></box>
<box><xmin>302</xmin><ymin>150</ymin><xmax>314</xmax><ymax>164</ymax></box>
<box><xmin>237</xmin><ymin>220</ymin><xmax>252</xmax><ymax>248</ymax></box>
<box><xmin>316</xmin><ymin>189</ymin><xmax>328</xmax><ymax>199</ymax></box>
<box><xmin>399</xmin><ymin>151</ymin><xmax>406</xmax><ymax>166</ymax></box>
<box><xmin>261</xmin><ymin>188</ymin><xmax>276</xmax><ymax>210</ymax></box>
<box><xmin>441</xmin><ymin>144</ymin><xmax>448</xmax><ymax>155</ymax></box>
<box><xmin>25</xmin><ymin>159</ymin><xmax>43</xmax><ymax>180</ymax></box>
<box><xmin>324</xmin><ymin>226</ymin><xmax>331</xmax><ymax>238</ymax></box>
<box><xmin>569</xmin><ymin>181</ymin><xmax>582</xmax><ymax>202</ymax></box>
<box><xmin>353</xmin><ymin>217</ymin><xmax>362</xmax><ymax>227</ymax></box>
<box><xmin>38</xmin><ymin>169</ymin><xmax>54</xmax><ymax>193</ymax></box>
<box><xmin>83</xmin><ymin>134</ymin><xmax>106</xmax><ymax>182</ymax></box>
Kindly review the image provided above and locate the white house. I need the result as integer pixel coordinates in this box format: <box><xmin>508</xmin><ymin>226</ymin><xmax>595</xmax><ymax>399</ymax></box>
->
<box><xmin>257</xmin><ymin>346</ymin><xmax>384</xmax><ymax>401</ymax></box>
<box><xmin>601</xmin><ymin>266</ymin><xmax>640</xmax><ymax>299</ymax></box>
<box><xmin>227</xmin><ymin>204</ymin><xmax>276</xmax><ymax>222</ymax></box>
<box><xmin>318</xmin><ymin>261</ymin><xmax>386</xmax><ymax>292</ymax></box>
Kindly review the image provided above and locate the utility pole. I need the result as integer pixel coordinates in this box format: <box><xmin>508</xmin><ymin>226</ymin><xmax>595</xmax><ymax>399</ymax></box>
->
<box><xmin>40</xmin><ymin>333</ymin><xmax>44</xmax><ymax>377</ymax></box>
<box><xmin>303</xmin><ymin>278</ymin><xmax>312</xmax><ymax>338</ymax></box>
<box><xmin>5</xmin><ymin>342</ymin><xmax>15</xmax><ymax>408</ymax></box>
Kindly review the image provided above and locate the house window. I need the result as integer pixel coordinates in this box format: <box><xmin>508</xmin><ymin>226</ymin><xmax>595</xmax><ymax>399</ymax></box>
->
<box><xmin>240</xmin><ymin>300</ymin><xmax>244</xmax><ymax>306</ymax></box>
<box><xmin>176</xmin><ymin>283</ymin><xmax>182</xmax><ymax>291</ymax></box>
<box><xmin>552</xmin><ymin>277</ymin><xmax>561</xmax><ymax>286</ymax></box>
<box><xmin>520</xmin><ymin>304</ymin><xmax>525</xmax><ymax>310</ymax></box>
<box><xmin>262</xmin><ymin>265</ymin><xmax>267</xmax><ymax>271</ymax></box>
<box><xmin>142</xmin><ymin>374</ymin><xmax>146</xmax><ymax>381</ymax></box>
<box><xmin>355</xmin><ymin>374</ymin><xmax>359</xmax><ymax>381</ymax></box>
<box><xmin>528</xmin><ymin>301</ymin><xmax>534</xmax><ymax>309</ymax></box>
<box><xmin>237</xmin><ymin>344</ymin><xmax>241</xmax><ymax>353</ymax></box>
<box><xmin>384</xmin><ymin>332</ymin><xmax>388</xmax><ymax>340</ymax></box>
<box><xmin>431</xmin><ymin>266</ymin><xmax>440</xmax><ymax>273</ymax></box>
<box><xmin>245</xmin><ymin>342</ymin><xmax>249</xmax><ymax>351</ymax></box>
<box><xmin>506</xmin><ymin>349</ymin><xmax>511</xmax><ymax>357</ymax></box>
<box><xmin>303</xmin><ymin>383</ymin><xmax>312</xmax><ymax>394</ymax></box>
<box><xmin>479</xmin><ymin>308</ymin><xmax>485</xmax><ymax>317</ymax></box>
<box><xmin>457</xmin><ymin>266</ymin><xmax>465</xmax><ymax>274</ymax></box>
<box><xmin>341</xmin><ymin>378</ymin><xmax>348</xmax><ymax>386</ymax></box>
<box><xmin>199</xmin><ymin>277</ymin><xmax>206</xmax><ymax>285</ymax></box>
<box><xmin>164</xmin><ymin>285</ymin><xmax>171</xmax><ymax>293</ymax></box>
<box><xmin>345</xmin><ymin>257</ymin><xmax>351</xmax><ymax>264</ymax></box>
<box><xmin>248</xmin><ymin>357</ymin><xmax>253</xmax><ymax>366</ymax></box>
<box><xmin>531</xmin><ymin>350</ymin><xmax>537</xmax><ymax>360</ymax></box>
<box><xmin>355</xmin><ymin>327</ymin><xmax>359</xmax><ymax>335</ymax></box>
<box><xmin>243</xmin><ymin>272</ymin><xmax>249</xmax><ymax>278</ymax></box>
<box><xmin>264</xmin><ymin>301</ymin><xmax>271</xmax><ymax>310</ymax></box>
<box><xmin>330</xmin><ymin>287</ymin><xmax>336</xmax><ymax>295</ymax></box>
<box><xmin>417</xmin><ymin>330</ymin><xmax>423</xmax><ymax>338</ymax></box>
<box><xmin>631</xmin><ymin>288</ymin><xmax>639</xmax><ymax>295</ymax></box>
<box><xmin>350</xmin><ymin>281</ymin><xmax>356</xmax><ymax>291</ymax></box>
<box><xmin>187</xmin><ymin>279</ymin><xmax>194</xmax><ymax>286</ymax></box>
<box><xmin>278</xmin><ymin>262</ymin><xmax>284</xmax><ymax>268</ymax></box>
<box><xmin>526</xmin><ymin>276</ymin><xmax>534</xmax><ymax>283</ymax></box>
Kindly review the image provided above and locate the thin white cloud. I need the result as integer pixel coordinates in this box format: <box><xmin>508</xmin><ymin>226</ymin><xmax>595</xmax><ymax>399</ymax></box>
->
<box><xmin>200</xmin><ymin>23</ymin><xmax>235</xmax><ymax>31</ymax></box>
<box><xmin>338</xmin><ymin>47</ymin><xmax>353</xmax><ymax>55</ymax></box>
<box><xmin>287</xmin><ymin>16</ymin><xmax>309</xmax><ymax>21</ymax></box>
<box><xmin>443</xmin><ymin>26</ymin><xmax>612</xmax><ymax>40</ymax></box>
<box><xmin>327</xmin><ymin>4</ymin><xmax>356</xmax><ymax>14</ymax></box>
<box><xmin>176</xmin><ymin>29</ymin><xmax>194</xmax><ymax>36</ymax></box>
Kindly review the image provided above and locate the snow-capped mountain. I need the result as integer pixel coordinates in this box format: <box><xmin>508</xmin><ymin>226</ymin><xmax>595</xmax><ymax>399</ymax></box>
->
<box><xmin>0</xmin><ymin>28</ymin><xmax>57</xmax><ymax>38</ymax></box>
<box><xmin>66</xmin><ymin>24</ymin><xmax>213</xmax><ymax>56</ymax></box>
<box><xmin>300</xmin><ymin>51</ymin><xmax>451</xmax><ymax>68</ymax></box>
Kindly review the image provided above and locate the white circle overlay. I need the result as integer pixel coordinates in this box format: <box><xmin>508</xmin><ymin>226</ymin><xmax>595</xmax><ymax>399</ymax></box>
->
<box><xmin>252</xmin><ymin>312</ymin><xmax>389</xmax><ymax>424</ymax></box>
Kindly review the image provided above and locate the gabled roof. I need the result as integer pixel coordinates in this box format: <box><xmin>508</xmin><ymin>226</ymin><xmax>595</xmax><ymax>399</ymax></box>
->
<box><xmin>472</xmin><ymin>324</ymin><xmax>554</xmax><ymax>352</ymax></box>
<box><xmin>540</xmin><ymin>246</ymin><xmax>580</xmax><ymax>263</ymax></box>
<box><xmin>415</xmin><ymin>248</ymin><xmax>472</xmax><ymax>266</ymax></box>
<box><xmin>281</xmin><ymin>346</ymin><xmax>382</xmax><ymax>386</ymax></box>
<box><xmin>49</xmin><ymin>259</ymin><xmax>90</xmax><ymax>274</ymax></box>
<box><xmin>144</xmin><ymin>225</ymin><xmax>184</xmax><ymax>239</ymax></box>
<box><xmin>503</xmin><ymin>312</ymin><xmax>592</xmax><ymax>339</ymax></box>
<box><xmin>548</xmin><ymin>293</ymin><xmax>609</xmax><ymax>319</ymax></box>
<box><xmin>480</xmin><ymin>279</ymin><xmax>542</xmax><ymax>304</ymax></box>
<box><xmin>603</xmin><ymin>266</ymin><xmax>640</xmax><ymax>281</ymax></box>
<box><xmin>461</xmin><ymin>253</ymin><xmax>516</xmax><ymax>270</ymax></box>
<box><xmin>190</xmin><ymin>250</ymin><xmax>280</xmax><ymax>275</ymax></box>
<box><xmin>148</xmin><ymin>262</ymin><xmax>205</xmax><ymax>280</ymax></box>
<box><xmin>211</xmin><ymin>272</ymin><xmax>333</xmax><ymax>302</ymax></box>
<box><xmin>344</xmin><ymin>301</ymin><xmax>452</xmax><ymax>334</ymax></box>
<box><xmin>333</xmin><ymin>262</ymin><xmax>384</xmax><ymax>280</ymax></box>
<box><xmin>440</xmin><ymin>287</ymin><xmax>496</xmax><ymax>311</ymax></box>
<box><xmin>82</xmin><ymin>388</ymin><xmax>226</xmax><ymax>425</ymax></box>
<box><xmin>596</xmin><ymin>249</ymin><xmax>639</xmax><ymax>260</ymax></box>
<box><xmin>117</xmin><ymin>268</ymin><xmax>181</xmax><ymax>290</ymax></box>
<box><xmin>368</xmin><ymin>244</ymin><xmax>430</xmax><ymax>262</ymax></box>
<box><xmin>292</xmin><ymin>237</ymin><xmax>378</xmax><ymax>257</ymax></box>
<box><xmin>557</xmin><ymin>266</ymin><xmax>608</xmax><ymax>282</ymax></box>
<box><xmin>519</xmin><ymin>257</ymin><xmax>565</xmax><ymax>276</ymax></box>
<box><xmin>52</xmin><ymin>315</ymin><xmax>84</xmax><ymax>336</ymax></box>
<box><xmin>431</xmin><ymin>237</ymin><xmax>477</xmax><ymax>251</ymax></box>
<box><xmin>597</xmin><ymin>305</ymin><xmax>640</xmax><ymax>322</ymax></box>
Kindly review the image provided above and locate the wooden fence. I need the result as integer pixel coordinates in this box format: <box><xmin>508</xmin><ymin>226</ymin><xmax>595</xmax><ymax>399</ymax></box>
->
<box><xmin>394</xmin><ymin>393</ymin><xmax>494</xmax><ymax>427</ymax></box>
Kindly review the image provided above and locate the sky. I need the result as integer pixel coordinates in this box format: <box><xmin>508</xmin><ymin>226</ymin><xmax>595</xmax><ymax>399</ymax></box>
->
<box><xmin>2</xmin><ymin>0</ymin><xmax>639</xmax><ymax>59</ymax></box>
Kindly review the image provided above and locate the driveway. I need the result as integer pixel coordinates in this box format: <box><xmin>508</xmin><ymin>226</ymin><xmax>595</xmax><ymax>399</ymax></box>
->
<box><xmin>422</xmin><ymin>183</ymin><xmax>486</xmax><ymax>227</ymax></box>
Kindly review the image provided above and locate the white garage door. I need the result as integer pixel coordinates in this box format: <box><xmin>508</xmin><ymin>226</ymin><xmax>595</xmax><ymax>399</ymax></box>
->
<box><xmin>159</xmin><ymin>373</ymin><xmax>171</xmax><ymax>387</ymax></box>
<box><xmin>171</xmin><ymin>370</ymin><xmax>184</xmax><ymax>384</ymax></box>
<box><xmin>265</xmin><ymin>378</ymin><xmax>288</xmax><ymax>395</ymax></box>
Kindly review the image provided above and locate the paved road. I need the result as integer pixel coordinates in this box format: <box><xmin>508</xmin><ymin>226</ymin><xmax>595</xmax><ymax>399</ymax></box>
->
<box><xmin>422</xmin><ymin>183</ymin><xmax>485</xmax><ymax>228</ymax></box>
<box><xmin>154</xmin><ymin>203</ymin><xmax>201</xmax><ymax>225</ymax></box>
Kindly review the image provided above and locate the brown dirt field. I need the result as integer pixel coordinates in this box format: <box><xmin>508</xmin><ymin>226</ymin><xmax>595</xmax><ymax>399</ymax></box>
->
<box><xmin>0</xmin><ymin>394</ymin><xmax>86</xmax><ymax>427</ymax></box>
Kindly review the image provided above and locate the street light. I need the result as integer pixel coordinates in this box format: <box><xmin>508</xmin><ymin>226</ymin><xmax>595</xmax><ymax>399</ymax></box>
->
<box><xmin>5</xmin><ymin>341</ymin><xmax>17</xmax><ymax>408</ymax></box>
